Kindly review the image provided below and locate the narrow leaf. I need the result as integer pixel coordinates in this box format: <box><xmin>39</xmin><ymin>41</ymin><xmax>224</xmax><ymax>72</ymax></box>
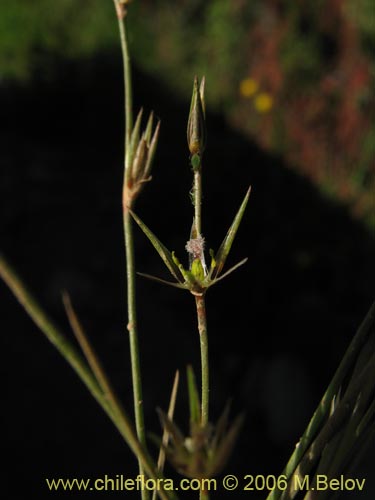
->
<box><xmin>130</xmin><ymin>210</ymin><xmax>184</xmax><ymax>282</ymax></box>
<box><xmin>210</xmin><ymin>186</ymin><xmax>251</xmax><ymax>279</ymax></box>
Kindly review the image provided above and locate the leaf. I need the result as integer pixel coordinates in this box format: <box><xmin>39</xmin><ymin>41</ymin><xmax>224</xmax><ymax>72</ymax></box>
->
<box><xmin>210</xmin><ymin>186</ymin><xmax>251</xmax><ymax>279</ymax></box>
<box><xmin>129</xmin><ymin>210</ymin><xmax>184</xmax><ymax>282</ymax></box>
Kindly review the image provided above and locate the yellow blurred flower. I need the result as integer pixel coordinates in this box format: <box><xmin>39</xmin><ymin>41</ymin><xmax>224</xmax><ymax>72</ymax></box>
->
<box><xmin>254</xmin><ymin>92</ymin><xmax>273</xmax><ymax>113</ymax></box>
<box><xmin>239</xmin><ymin>78</ymin><xmax>259</xmax><ymax>98</ymax></box>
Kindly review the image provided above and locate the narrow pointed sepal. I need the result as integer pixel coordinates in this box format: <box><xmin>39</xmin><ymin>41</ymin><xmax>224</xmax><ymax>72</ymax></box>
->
<box><xmin>129</xmin><ymin>210</ymin><xmax>184</xmax><ymax>282</ymax></box>
<box><xmin>144</xmin><ymin>119</ymin><xmax>161</xmax><ymax>179</ymax></box>
<box><xmin>199</xmin><ymin>76</ymin><xmax>206</xmax><ymax>117</ymax></box>
<box><xmin>210</xmin><ymin>186</ymin><xmax>251</xmax><ymax>280</ymax></box>
<box><xmin>127</xmin><ymin>108</ymin><xmax>143</xmax><ymax>172</ymax></box>
<box><xmin>144</xmin><ymin>111</ymin><xmax>154</xmax><ymax>144</ymax></box>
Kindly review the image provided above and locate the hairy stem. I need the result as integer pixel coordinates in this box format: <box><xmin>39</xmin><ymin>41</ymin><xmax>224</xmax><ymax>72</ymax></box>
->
<box><xmin>194</xmin><ymin>167</ymin><xmax>202</xmax><ymax>236</ymax></box>
<box><xmin>196</xmin><ymin>293</ymin><xmax>210</xmax><ymax>500</ymax></box>
<box><xmin>192</xmin><ymin>160</ymin><xmax>210</xmax><ymax>500</ymax></box>
<box><xmin>195</xmin><ymin>294</ymin><xmax>209</xmax><ymax>425</ymax></box>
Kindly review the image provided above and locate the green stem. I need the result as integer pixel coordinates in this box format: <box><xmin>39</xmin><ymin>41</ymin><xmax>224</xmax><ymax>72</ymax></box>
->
<box><xmin>114</xmin><ymin>1</ymin><xmax>133</xmax><ymax>157</ymax></box>
<box><xmin>192</xmin><ymin>159</ymin><xmax>209</xmax><ymax>500</ymax></box>
<box><xmin>195</xmin><ymin>294</ymin><xmax>209</xmax><ymax>425</ymax></box>
<box><xmin>114</xmin><ymin>3</ymin><xmax>148</xmax><ymax>497</ymax></box>
<box><xmin>196</xmin><ymin>293</ymin><xmax>210</xmax><ymax>500</ymax></box>
<box><xmin>124</xmin><ymin>209</ymin><xmax>146</xmax><ymax>449</ymax></box>
<box><xmin>193</xmin><ymin>167</ymin><xmax>202</xmax><ymax>236</ymax></box>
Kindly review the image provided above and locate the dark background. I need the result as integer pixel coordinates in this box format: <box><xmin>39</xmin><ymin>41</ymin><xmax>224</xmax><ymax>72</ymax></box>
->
<box><xmin>1</xmin><ymin>54</ymin><xmax>374</xmax><ymax>499</ymax></box>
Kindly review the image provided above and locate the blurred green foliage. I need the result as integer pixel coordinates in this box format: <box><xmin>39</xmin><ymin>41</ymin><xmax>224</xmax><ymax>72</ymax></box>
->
<box><xmin>1</xmin><ymin>0</ymin><xmax>374</xmax><ymax>227</ymax></box>
<box><xmin>0</xmin><ymin>0</ymin><xmax>116</xmax><ymax>80</ymax></box>
<box><xmin>129</xmin><ymin>0</ymin><xmax>253</xmax><ymax>109</ymax></box>
<box><xmin>348</xmin><ymin>0</ymin><xmax>375</xmax><ymax>55</ymax></box>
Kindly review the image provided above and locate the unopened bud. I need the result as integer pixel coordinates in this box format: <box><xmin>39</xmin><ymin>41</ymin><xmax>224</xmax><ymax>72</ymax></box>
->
<box><xmin>187</xmin><ymin>76</ymin><xmax>206</xmax><ymax>157</ymax></box>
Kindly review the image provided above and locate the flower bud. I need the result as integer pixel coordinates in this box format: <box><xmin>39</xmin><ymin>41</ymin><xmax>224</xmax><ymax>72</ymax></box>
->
<box><xmin>187</xmin><ymin>76</ymin><xmax>206</xmax><ymax>157</ymax></box>
<box><xmin>124</xmin><ymin>109</ymin><xmax>160</xmax><ymax>208</ymax></box>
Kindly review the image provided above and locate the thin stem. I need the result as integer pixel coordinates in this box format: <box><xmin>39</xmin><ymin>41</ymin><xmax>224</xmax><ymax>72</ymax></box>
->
<box><xmin>195</xmin><ymin>294</ymin><xmax>209</xmax><ymax>425</ymax></box>
<box><xmin>196</xmin><ymin>293</ymin><xmax>210</xmax><ymax>500</ymax></box>
<box><xmin>114</xmin><ymin>6</ymin><xmax>151</xmax><ymax>500</ymax></box>
<box><xmin>192</xmin><ymin>158</ymin><xmax>209</xmax><ymax>500</ymax></box>
<box><xmin>113</xmin><ymin>2</ymin><xmax>148</xmax><ymax>495</ymax></box>
<box><xmin>194</xmin><ymin>168</ymin><xmax>202</xmax><ymax>236</ymax></box>
<box><xmin>114</xmin><ymin>1</ymin><xmax>133</xmax><ymax>158</ymax></box>
<box><xmin>124</xmin><ymin>209</ymin><xmax>147</xmax><ymax>449</ymax></box>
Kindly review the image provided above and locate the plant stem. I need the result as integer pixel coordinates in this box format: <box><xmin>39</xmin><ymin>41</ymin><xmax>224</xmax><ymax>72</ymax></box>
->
<box><xmin>114</xmin><ymin>1</ymin><xmax>133</xmax><ymax>153</ymax></box>
<box><xmin>192</xmin><ymin>159</ymin><xmax>209</xmax><ymax>423</ymax></box>
<box><xmin>196</xmin><ymin>292</ymin><xmax>210</xmax><ymax>500</ymax></box>
<box><xmin>195</xmin><ymin>294</ymin><xmax>209</xmax><ymax>425</ymax></box>
<box><xmin>200</xmin><ymin>491</ymin><xmax>209</xmax><ymax>500</ymax></box>
<box><xmin>192</xmin><ymin>160</ymin><xmax>210</xmax><ymax>500</ymax></box>
<box><xmin>124</xmin><ymin>208</ymin><xmax>147</xmax><ymax>448</ymax></box>
<box><xmin>113</xmin><ymin>2</ymin><xmax>147</xmax><ymax>496</ymax></box>
<box><xmin>194</xmin><ymin>167</ymin><xmax>202</xmax><ymax>235</ymax></box>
